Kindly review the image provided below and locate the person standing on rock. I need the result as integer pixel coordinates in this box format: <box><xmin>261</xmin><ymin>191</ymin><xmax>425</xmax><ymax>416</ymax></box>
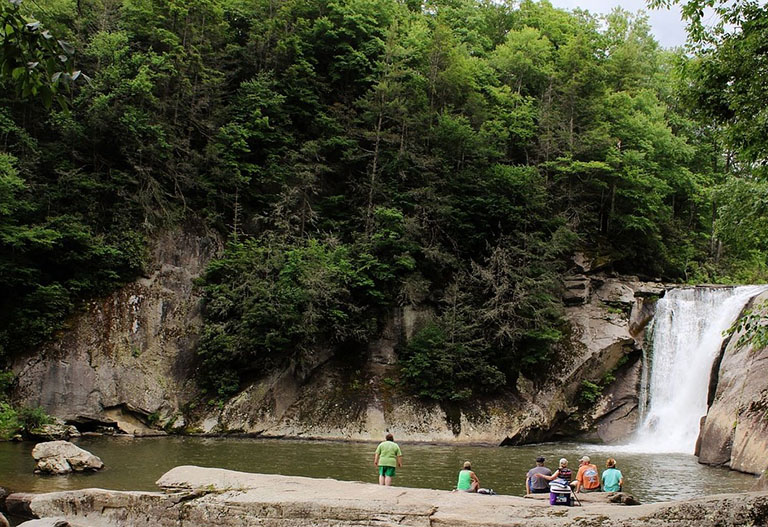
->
<box><xmin>456</xmin><ymin>461</ymin><xmax>480</xmax><ymax>492</ymax></box>
<box><xmin>525</xmin><ymin>456</ymin><xmax>552</xmax><ymax>494</ymax></box>
<box><xmin>574</xmin><ymin>456</ymin><xmax>601</xmax><ymax>493</ymax></box>
<box><xmin>601</xmin><ymin>458</ymin><xmax>623</xmax><ymax>492</ymax></box>
<box><xmin>374</xmin><ymin>433</ymin><xmax>403</xmax><ymax>486</ymax></box>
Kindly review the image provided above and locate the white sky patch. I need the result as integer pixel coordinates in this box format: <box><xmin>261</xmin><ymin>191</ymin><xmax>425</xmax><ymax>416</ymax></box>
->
<box><xmin>548</xmin><ymin>0</ymin><xmax>688</xmax><ymax>48</ymax></box>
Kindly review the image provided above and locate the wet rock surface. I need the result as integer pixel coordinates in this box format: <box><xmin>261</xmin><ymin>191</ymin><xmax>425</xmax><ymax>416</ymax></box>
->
<box><xmin>698</xmin><ymin>290</ymin><xmax>768</xmax><ymax>476</ymax></box>
<box><xmin>6</xmin><ymin>467</ymin><xmax>768</xmax><ymax>527</ymax></box>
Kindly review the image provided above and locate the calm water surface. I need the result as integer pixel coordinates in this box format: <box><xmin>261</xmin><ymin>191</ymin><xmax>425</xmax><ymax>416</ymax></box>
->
<box><xmin>0</xmin><ymin>437</ymin><xmax>758</xmax><ymax>504</ymax></box>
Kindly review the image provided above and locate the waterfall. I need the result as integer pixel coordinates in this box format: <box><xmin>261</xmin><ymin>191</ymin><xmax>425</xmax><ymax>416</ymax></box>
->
<box><xmin>628</xmin><ymin>285</ymin><xmax>767</xmax><ymax>454</ymax></box>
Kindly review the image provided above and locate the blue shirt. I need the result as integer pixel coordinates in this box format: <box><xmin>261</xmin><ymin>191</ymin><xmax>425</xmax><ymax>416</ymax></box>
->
<box><xmin>602</xmin><ymin>467</ymin><xmax>623</xmax><ymax>492</ymax></box>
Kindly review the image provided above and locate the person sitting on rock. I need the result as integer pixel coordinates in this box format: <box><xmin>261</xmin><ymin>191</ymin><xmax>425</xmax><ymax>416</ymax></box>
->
<box><xmin>535</xmin><ymin>458</ymin><xmax>573</xmax><ymax>487</ymax></box>
<box><xmin>574</xmin><ymin>455</ymin><xmax>601</xmax><ymax>493</ymax></box>
<box><xmin>526</xmin><ymin>456</ymin><xmax>552</xmax><ymax>494</ymax></box>
<box><xmin>456</xmin><ymin>461</ymin><xmax>480</xmax><ymax>492</ymax></box>
<box><xmin>601</xmin><ymin>458</ymin><xmax>623</xmax><ymax>492</ymax></box>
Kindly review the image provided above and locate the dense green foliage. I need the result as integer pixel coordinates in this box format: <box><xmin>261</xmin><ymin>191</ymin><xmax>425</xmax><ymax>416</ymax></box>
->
<box><xmin>0</xmin><ymin>0</ymin><xmax>83</xmax><ymax>106</ymax></box>
<box><xmin>727</xmin><ymin>300</ymin><xmax>768</xmax><ymax>350</ymax></box>
<box><xmin>0</xmin><ymin>371</ymin><xmax>53</xmax><ymax>439</ymax></box>
<box><xmin>2</xmin><ymin>0</ymin><xmax>767</xmax><ymax>402</ymax></box>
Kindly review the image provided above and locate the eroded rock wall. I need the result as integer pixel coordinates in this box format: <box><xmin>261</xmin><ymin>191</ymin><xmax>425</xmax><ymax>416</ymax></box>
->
<box><xmin>559</xmin><ymin>275</ymin><xmax>664</xmax><ymax>443</ymax></box>
<box><xmin>205</xmin><ymin>273</ymin><xmax>663</xmax><ymax>444</ymax></box>
<box><xmin>697</xmin><ymin>290</ymin><xmax>768</xmax><ymax>476</ymax></box>
<box><xmin>11</xmin><ymin>226</ymin><xmax>221</xmax><ymax>432</ymax></box>
<box><xmin>10</xmin><ymin>234</ymin><xmax>663</xmax><ymax>444</ymax></box>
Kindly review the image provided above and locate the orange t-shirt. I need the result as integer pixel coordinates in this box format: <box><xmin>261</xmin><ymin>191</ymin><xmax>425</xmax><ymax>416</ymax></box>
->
<box><xmin>577</xmin><ymin>464</ymin><xmax>600</xmax><ymax>490</ymax></box>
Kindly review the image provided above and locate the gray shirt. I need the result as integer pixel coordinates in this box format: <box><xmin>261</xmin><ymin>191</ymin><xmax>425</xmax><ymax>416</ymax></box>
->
<box><xmin>527</xmin><ymin>466</ymin><xmax>552</xmax><ymax>490</ymax></box>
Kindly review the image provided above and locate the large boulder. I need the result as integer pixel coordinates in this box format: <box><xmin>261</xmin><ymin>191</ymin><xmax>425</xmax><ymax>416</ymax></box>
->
<box><xmin>32</xmin><ymin>441</ymin><xmax>104</xmax><ymax>474</ymax></box>
<box><xmin>697</xmin><ymin>290</ymin><xmax>768</xmax><ymax>475</ymax></box>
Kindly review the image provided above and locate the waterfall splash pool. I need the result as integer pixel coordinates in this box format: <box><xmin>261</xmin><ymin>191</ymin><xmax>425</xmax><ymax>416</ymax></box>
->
<box><xmin>628</xmin><ymin>285</ymin><xmax>768</xmax><ymax>453</ymax></box>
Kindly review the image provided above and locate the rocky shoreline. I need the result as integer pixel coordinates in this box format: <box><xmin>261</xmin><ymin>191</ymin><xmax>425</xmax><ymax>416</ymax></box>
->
<box><xmin>3</xmin><ymin>466</ymin><xmax>768</xmax><ymax>527</ymax></box>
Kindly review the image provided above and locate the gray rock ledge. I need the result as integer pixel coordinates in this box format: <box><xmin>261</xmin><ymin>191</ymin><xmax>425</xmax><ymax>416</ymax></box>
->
<box><xmin>5</xmin><ymin>466</ymin><xmax>768</xmax><ymax>527</ymax></box>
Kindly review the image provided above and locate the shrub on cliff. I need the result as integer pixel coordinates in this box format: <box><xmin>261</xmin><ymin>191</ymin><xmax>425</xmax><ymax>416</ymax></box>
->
<box><xmin>196</xmin><ymin>235</ymin><xmax>392</xmax><ymax>399</ymax></box>
<box><xmin>0</xmin><ymin>403</ymin><xmax>53</xmax><ymax>441</ymax></box>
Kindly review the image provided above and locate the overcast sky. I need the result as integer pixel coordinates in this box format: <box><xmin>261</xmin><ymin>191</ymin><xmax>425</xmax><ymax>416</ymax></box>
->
<box><xmin>548</xmin><ymin>0</ymin><xmax>688</xmax><ymax>48</ymax></box>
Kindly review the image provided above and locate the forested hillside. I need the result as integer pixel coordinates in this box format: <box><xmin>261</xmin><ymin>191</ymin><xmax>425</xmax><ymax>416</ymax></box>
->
<box><xmin>1</xmin><ymin>0</ymin><xmax>765</xmax><ymax>405</ymax></box>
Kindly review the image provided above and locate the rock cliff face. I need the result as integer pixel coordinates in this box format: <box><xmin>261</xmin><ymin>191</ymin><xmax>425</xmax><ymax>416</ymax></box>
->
<box><xmin>559</xmin><ymin>274</ymin><xmax>664</xmax><ymax>443</ymax></box>
<box><xmin>10</xmin><ymin>234</ymin><xmax>663</xmax><ymax>443</ymax></box>
<box><xmin>205</xmin><ymin>272</ymin><xmax>663</xmax><ymax>443</ymax></box>
<box><xmin>11</xmin><ymin>227</ymin><xmax>221</xmax><ymax>433</ymax></box>
<box><xmin>15</xmin><ymin>226</ymin><xmax>768</xmax><ymax>460</ymax></box>
<box><xmin>697</xmin><ymin>291</ymin><xmax>768</xmax><ymax>476</ymax></box>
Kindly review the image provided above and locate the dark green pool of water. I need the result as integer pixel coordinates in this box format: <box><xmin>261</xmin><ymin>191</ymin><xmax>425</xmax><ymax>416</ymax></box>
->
<box><xmin>0</xmin><ymin>437</ymin><xmax>758</xmax><ymax>504</ymax></box>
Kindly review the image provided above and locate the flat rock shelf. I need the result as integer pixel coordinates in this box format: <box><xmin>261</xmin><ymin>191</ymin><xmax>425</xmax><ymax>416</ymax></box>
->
<box><xmin>6</xmin><ymin>466</ymin><xmax>768</xmax><ymax>527</ymax></box>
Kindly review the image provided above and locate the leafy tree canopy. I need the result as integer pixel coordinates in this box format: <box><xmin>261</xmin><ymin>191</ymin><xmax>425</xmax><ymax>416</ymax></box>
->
<box><xmin>1</xmin><ymin>0</ymin><xmax>766</xmax><ymax>402</ymax></box>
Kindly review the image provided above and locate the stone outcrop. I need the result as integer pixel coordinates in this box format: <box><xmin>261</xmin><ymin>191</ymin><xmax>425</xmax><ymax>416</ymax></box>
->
<box><xmin>697</xmin><ymin>290</ymin><xmax>768</xmax><ymax>476</ymax></box>
<box><xmin>11</xmin><ymin>226</ymin><xmax>221</xmax><ymax>432</ymax></box>
<box><xmin>562</xmin><ymin>276</ymin><xmax>663</xmax><ymax>443</ymax></box>
<box><xmin>204</xmin><ymin>273</ymin><xmax>666</xmax><ymax>444</ymax></box>
<box><xmin>31</xmin><ymin>441</ymin><xmax>104</xmax><ymax>474</ymax></box>
<box><xmin>563</xmin><ymin>274</ymin><xmax>590</xmax><ymax>305</ymax></box>
<box><xmin>26</xmin><ymin>423</ymin><xmax>81</xmax><ymax>442</ymax></box>
<box><xmin>6</xmin><ymin>466</ymin><xmax>768</xmax><ymax>527</ymax></box>
<box><xmin>586</xmin><ymin>355</ymin><xmax>643</xmax><ymax>443</ymax></box>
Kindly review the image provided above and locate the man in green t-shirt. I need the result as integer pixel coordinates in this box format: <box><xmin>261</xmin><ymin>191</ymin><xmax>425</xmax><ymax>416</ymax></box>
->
<box><xmin>374</xmin><ymin>433</ymin><xmax>403</xmax><ymax>486</ymax></box>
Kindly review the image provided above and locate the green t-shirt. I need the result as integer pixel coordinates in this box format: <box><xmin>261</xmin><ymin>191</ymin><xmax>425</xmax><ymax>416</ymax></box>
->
<box><xmin>375</xmin><ymin>440</ymin><xmax>402</xmax><ymax>467</ymax></box>
<box><xmin>457</xmin><ymin>469</ymin><xmax>473</xmax><ymax>490</ymax></box>
<box><xmin>602</xmin><ymin>467</ymin><xmax>623</xmax><ymax>492</ymax></box>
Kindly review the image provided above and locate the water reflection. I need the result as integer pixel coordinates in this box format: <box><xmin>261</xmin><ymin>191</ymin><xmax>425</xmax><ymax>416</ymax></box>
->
<box><xmin>0</xmin><ymin>437</ymin><xmax>757</xmax><ymax>503</ymax></box>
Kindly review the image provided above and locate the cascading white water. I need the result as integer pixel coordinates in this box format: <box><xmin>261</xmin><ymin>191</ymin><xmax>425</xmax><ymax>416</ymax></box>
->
<box><xmin>629</xmin><ymin>285</ymin><xmax>768</xmax><ymax>453</ymax></box>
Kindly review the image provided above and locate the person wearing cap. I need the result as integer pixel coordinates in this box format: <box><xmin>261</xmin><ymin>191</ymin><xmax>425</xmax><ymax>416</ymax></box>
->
<box><xmin>535</xmin><ymin>458</ymin><xmax>573</xmax><ymax>485</ymax></box>
<box><xmin>456</xmin><ymin>461</ymin><xmax>480</xmax><ymax>492</ymax></box>
<box><xmin>574</xmin><ymin>455</ymin><xmax>601</xmax><ymax>493</ymax></box>
<box><xmin>525</xmin><ymin>456</ymin><xmax>552</xmax><ymax>494</ymax></box>
<box><xmin>601</xmin><ymin>458</ymin><xmax>624</xmax><ymax>492</ymax></box>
